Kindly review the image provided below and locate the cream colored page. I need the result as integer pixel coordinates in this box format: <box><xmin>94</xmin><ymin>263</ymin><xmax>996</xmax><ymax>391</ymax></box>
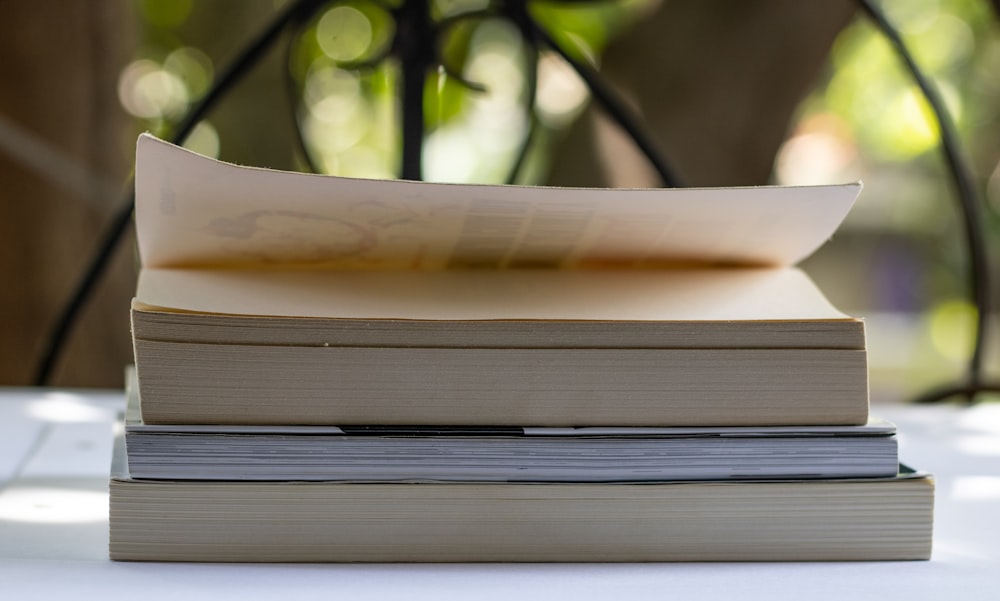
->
<box><xmin>136</xmin><ymin>267</ymin><xmax>851</xmax><ymax>321</ymax></box>
<box><xmin>135</xmin><ymin>135</ymin><xmax>861</xmax><ymax>270</ymax></box>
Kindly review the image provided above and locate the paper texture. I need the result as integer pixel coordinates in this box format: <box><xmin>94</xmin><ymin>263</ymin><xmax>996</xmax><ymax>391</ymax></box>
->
<box><xmin>134</xmin><ymin>135</ymin><xmax>861</xmax><ymax>271</ymax></box>
<box><xmin>135</xmin><ymin>267</ymin><xmax>852</xmax><ymax>321</ymax></box>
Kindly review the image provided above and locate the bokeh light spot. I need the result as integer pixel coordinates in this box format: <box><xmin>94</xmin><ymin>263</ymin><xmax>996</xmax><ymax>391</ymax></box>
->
<box><xmin>316</xmin><ymin>6</ymin><xmax>373</xmax><ymax>63</ymax></box>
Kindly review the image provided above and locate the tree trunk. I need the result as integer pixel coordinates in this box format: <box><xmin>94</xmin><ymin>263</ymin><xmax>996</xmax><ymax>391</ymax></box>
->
<box><xmin>546</xmin><ymin>0</ymin><xmax>857</xmax><ymax>188</ymax></box>
<box><xmin>0</xmin><ymin>2</ymin><xmax>136</xmax><ymax>387</ymax></box>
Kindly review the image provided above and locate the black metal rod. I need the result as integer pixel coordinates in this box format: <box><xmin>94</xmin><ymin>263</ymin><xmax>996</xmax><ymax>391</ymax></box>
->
<box><xmin>32</xmin><ymin>0</ymin><xmax>322</xmax><ymax>386</ymax></box>
<box><xmin>859</xmin><ymin>0</ymin><xmax>995</xmax><ymax>403</ymax></box>
<box><xmin>504</xmin><ymin>51</ymin><xmax>539</xmax><ymax>185</ymax></box>
<box><xmin>32</xmin><ymin>190</ymin><xmax>136</xmax><ymax>386</ymax></box>
<box><xmin>395</xmin><ymin>0</ymin><xmax>433</xmax><ymax>180</ymax></box>
<box><xmin>524</xmin><ymin>13</ymin><xmax>683</xmax><ymax>188</ymax></box>
<box><xmin>176</xmin><ymin>0</ymin><xmax>325</xmax><ymax>148</ymax></box>
<box><xmin>910</xmin><ymin>382</ymin><xmax>1000</xmax><ymax>405</ymax></box>
<box><xmin>504</xmin><ymin>5</ymin><xmax>540</xmax><ymax>185</ymax></box>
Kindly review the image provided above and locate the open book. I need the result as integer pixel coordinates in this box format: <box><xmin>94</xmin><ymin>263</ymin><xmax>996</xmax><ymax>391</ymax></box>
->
<box><xmin>131</xmin><ymin>134</ymin><xmax>867</xmax><ymax>426</ymax></box>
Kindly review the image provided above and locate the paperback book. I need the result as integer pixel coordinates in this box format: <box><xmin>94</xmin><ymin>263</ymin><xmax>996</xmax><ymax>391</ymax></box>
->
<box><xmin>130</xmin><ymin>135</ymin><xmax>869</xmax><ymax>427</ymax></box>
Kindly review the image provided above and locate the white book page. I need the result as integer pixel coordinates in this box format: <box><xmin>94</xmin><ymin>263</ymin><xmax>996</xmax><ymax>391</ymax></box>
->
<box><xmin>134</xmin><ymin>135</ymin><xmax>861</xmax><ymax>270</ymax></box>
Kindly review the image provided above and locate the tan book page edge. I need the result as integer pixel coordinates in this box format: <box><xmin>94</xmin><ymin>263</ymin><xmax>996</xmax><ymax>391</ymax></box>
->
<box><xmin>134</xmin><ymin>134</ymin><xmax>861</xmax><ymax>270</ymax></box>
<box><xmin>134</xmin><ymin>267</ymin><xmax>856</xmax><ymax>321</ymax></box>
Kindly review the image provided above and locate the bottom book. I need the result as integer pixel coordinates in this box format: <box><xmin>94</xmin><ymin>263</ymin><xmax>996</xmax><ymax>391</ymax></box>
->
<box><xmin>109</xmin><ymin>439</ymin><xmax>934</xmax><ymax>562</ymax></box>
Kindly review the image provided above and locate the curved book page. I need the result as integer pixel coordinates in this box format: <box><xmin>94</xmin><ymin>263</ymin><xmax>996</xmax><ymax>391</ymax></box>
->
<box><xmin>134</xmin><ymin>134</ymin><xmax>862</xmax><ymax>271</ymax></box>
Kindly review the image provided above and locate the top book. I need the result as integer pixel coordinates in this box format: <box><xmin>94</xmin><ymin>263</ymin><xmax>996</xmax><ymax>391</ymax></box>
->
<box><xmin>131</xmin><ymin>135</ymin><xmax>867</xmax><ymax>427</ymax></box>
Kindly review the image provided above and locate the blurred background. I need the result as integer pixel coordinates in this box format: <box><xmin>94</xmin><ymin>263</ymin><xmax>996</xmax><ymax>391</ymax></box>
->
<box><xmin>0</xmin><ymin>0</ymin><xmax>998</xmax><ymax>403</ymax></box>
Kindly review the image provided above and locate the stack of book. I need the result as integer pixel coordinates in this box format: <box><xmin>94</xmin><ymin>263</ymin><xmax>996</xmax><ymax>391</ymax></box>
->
<box><xmin>109</xmin><ymin>135</ymin><xmax>934</xmax><ymax>562</ymax></box>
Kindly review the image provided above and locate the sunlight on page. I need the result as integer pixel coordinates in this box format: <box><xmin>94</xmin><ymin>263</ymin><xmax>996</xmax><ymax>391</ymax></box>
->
<box><xmin>26</xmin><ymin>392</ymin><xmax>117</xmax><ymax>423</ymax></box>
<box><xmin>956</xmin><ymin>404</ymin><xmax>1000</xmax><ymax>434</ymax></box>
<box><xmin>956</xmin><ymin>436</ymin><xmax>1000</xmax><ymax>456</ymax></box>
<box><xmin>951</xmin><ymin>476</ymin><xmax>1000</xmax><ymax>501</ymax></box>
<box><xmin>0</xmin><ymin>486</ymin><xmax>108</xmax><ymax>524</ymax></box>
<box><xmin>954</xmin><ymin>405</ymin><xmax>1000</xmax><ymax>456</ymax></box>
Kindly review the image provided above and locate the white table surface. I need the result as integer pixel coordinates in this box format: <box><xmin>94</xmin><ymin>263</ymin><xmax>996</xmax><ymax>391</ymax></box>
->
<box><xmin>1</xmin><ymin>388</ymin><xmax>998</xmax><ymax>601</ymax></box>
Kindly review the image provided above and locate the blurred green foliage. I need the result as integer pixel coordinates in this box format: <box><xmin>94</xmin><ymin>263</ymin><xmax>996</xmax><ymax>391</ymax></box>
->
<box><xmin>121</xmin><ymin>0</ymin><xmax>649</xmax><ymax>181</ymax></box>
<box><xmin>781</xmin><ymin>0</ymin><xmax>1000</xmax><ymax>397</ymax></box>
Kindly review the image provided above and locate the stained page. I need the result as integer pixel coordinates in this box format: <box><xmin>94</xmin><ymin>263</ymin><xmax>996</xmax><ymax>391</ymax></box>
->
<box><xmin>134</xmin><ymin>135</ymin><xmax>861</xmax><ymax>270</ymax></box>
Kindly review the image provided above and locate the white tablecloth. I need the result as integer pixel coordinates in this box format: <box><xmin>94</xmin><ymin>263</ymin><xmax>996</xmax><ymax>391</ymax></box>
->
<box><xmin>1</xmin><ymin>388</ymin><xmax>997</xmax><ymax>600</ymax></box>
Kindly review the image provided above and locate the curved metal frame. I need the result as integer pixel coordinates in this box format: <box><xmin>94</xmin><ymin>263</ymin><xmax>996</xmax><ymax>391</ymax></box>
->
<box><xmin>34</xmin><ymin>0</ymin><xmax>998</xmax><ymax>406</ymax></box>
<box><xmin>859</xmin><ymin>0</ymin><xmax>999</xmax><ymax>403</ymax></box>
